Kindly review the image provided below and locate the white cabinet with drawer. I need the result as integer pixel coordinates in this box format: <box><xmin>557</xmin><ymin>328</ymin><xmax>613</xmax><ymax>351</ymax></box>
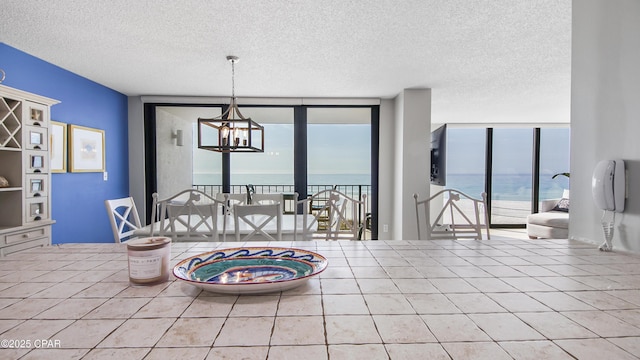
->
<box><xmin>0</xmin><ymin>223</ymin><xmax>53</xmax><ymax>256</ymax></box>
<box><xmin>0</xmin><ymin>84</ymin><xmax>59</xmax><ymax>256</ymax></box>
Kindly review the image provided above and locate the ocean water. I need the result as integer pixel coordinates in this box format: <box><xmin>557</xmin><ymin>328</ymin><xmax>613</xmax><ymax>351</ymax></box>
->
<box><xmin>447</xmin><ymin>173</ymin><xmax>569</xmax><ymax>201</ymax></box>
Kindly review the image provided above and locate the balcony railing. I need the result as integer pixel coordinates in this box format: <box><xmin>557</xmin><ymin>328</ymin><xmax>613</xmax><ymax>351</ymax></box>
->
<box><xmin>193</xmin><ymin>184</ymin><xmax>372</xmax><ymax>230</ymax></box>
<box><xmin>194</xmin><ymin>184</ymin><xmax>370</xmax><ymax>201</ymax></box>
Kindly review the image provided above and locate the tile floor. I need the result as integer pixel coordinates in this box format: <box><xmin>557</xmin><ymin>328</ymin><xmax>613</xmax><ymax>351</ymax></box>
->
<box><xmin>0</xmin><ymin>238</ymin><xmax>639</xmax><ymax>359</ymax></box>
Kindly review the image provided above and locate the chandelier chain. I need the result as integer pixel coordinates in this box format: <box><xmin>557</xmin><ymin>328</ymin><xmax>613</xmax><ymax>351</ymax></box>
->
<box><xmin>231</xmin><ymin>59</ymin><xmax>235</xmax><ymax>100</ymax></box>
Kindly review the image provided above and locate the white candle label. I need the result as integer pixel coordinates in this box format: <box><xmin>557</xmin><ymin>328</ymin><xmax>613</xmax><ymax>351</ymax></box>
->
<box><xmin>128</xmin><ymin>249</ymin><xmax>164</xmax><ymax>279</ymax></box>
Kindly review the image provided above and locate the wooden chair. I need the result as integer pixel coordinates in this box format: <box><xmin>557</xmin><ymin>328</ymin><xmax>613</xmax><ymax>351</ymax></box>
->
<box><xmin>308</xmin><ymin>185</ymin><xmax>337</xmax><ymax>227</ymax></box>
<box><xmin>233</xmin><ymin>203</ymin><xmax>282</xmax><ymax>241</ymax></box>
<box><xmin>295</xmin><ymin>189</ymin><xmax>367</xmax><ymax>241</ymax></box>
<box><xmin>151</xmin><ymin>189</ymin><xmax>227</xmax><ymax>241</ymax></box>
<box><xmin>105</xmin><ymin>196</ymin><xmax>142</xmax><ymax>243</ymax></box>
<box><xmin>413</xmin><ymin>189</ymin><xmax>490</xmax><ymax>240</ymax></box>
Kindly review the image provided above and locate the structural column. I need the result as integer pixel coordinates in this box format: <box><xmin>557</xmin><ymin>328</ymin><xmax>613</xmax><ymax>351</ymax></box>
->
<box><xmin>393</xmin><ymin>89</ymin><xmax>431</xmax><ymax>239</ymax></box>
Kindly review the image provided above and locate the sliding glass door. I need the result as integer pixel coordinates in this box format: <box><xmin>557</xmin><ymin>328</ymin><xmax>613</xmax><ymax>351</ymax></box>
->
<box><xmin>539</xmin><ymin>128</ymin><xmax>570</xmax><ymax>202</ymax></box>
<box><xmin>149</xmin><ymin>103</ymin><xmax>379</xmax><ymax>237</ymax></box>
<box><xmin>446</xmin><ymin>126</ymin><xmax>570</xmax><ymax>228</ymax></box>
<box><xmin>491</xmin><ymin>128</ymin><xmax>533</xmax><ymax>225</ymax></box>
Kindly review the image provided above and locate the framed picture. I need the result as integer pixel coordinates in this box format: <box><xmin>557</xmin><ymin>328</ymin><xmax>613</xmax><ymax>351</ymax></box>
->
<box><xmin>50</xmin><ymin>121</ymin><xmax>67</xmax><ymax>172</ymax></box>
<box><xmin>31</xmin><ymin>155</ymin><xmax>43</xmax><ymax>169</ymax></box>
<box><xmin>30</xmin><ymin>131</ymin><xmax>43</xmax><ymax>145</ymax></box>
<box><xmin>31</xmin><ymin>108</ymin><xmax>43</xmax><ymax>122</ymax></box>
<box><xmin>31</xmin><ymin>179</ymin><xmax>43</xmax><ymax>192</ymax></box>
<box><xmin>30</xmin><ymin>203</ymin><xmax>42</xmax><ymax>216</ymax></box>
<box><xmin>69</xmin><ymin>124</ymin><xmax>105</xmax><ymax>172</ymax></box>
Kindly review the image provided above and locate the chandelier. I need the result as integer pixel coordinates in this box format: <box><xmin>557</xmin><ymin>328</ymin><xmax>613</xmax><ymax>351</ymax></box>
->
<box><xmin>197</xmin><ymin>56</ymin><xmax>264</xmax><ymax>153</ymax></box>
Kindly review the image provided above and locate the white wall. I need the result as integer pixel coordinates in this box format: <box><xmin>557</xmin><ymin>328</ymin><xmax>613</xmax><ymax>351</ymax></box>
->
<box><xmin>393</xmin><ymin>89</ymin><xmax>432</xmax><ymax>239</ymax></box>
<box><xmin>155</xmin><ymin>109</ymin><xmax>193</xmax><ymax>198</ymax></box>
<box><xmin>570</xmin><ymin>0</ymin><xmax>640</xmax><ymax>252</ymax></box>
<box><xmin>392</xmin><ymin>92</ymin><xmax>404</xmax><ymax>239</ymax></box>
<box><xmin>377</xmin><ymin>98</ymin><xmax>396</xmax><ymax>240</ymax></box>
<box><xmin>127</xmin><ymin>97</ymin><xmax>146</xmax><ymax>219</ymax></box>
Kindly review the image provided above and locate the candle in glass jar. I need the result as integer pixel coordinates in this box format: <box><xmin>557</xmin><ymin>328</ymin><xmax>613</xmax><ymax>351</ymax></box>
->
<box><xmin>126</xmin><ymin>237</ymin><xmax>171</xmax><ymax>286</ymax></box>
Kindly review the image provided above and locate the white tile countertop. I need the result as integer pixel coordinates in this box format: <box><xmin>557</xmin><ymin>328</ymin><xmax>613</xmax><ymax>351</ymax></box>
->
<box><xmin>1</xmin><ymin>239</ymin><xmax>640</xmax><ymax>359</ymax></box>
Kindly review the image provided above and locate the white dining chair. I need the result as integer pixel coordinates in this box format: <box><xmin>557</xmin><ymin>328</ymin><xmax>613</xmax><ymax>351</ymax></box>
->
<box><xmin>151</xmin><ymin>189</ymin><xmax>227</xmax><ymax>242</ymax></box>
<box><xmin>295</xmin><ymin>189</ymin><xmax>366</xmax><ymax>241</ymax></box>
<box><xmin>251</xmin><ymin>193</ymin><xmax>284</xmax><ymax>207</ymax></box>
<box><xmin>105</xmin><ymin>196</ymin><xmax>142</xmax><ymax>243</ymax></box>
<box><xmin>215</xmin><ymin>193</ymin><xmax>248</xmax><ymax>215</ymax></box>
<box><xmin>413</xmin><ymin>189</ymin><xmax>490</xmax><ymax>240</ymax></box>
<box><xmin>233</xmin><ymin>203</ymin><xmax>282</xmax><ymax>241</ymax></box>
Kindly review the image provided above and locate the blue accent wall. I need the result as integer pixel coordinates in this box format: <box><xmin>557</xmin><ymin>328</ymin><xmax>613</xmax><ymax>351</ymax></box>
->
<box><xmin>1</xmin><ymin>43</ymin><xmax>129</xmax><ymax>243</ymax></box>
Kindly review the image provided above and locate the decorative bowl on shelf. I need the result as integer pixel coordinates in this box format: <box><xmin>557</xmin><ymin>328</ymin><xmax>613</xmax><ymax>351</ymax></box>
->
<box><xmin>173</xmin><ymin>247</ymin><xmax>328</xmax><ymax>294</ymax></box>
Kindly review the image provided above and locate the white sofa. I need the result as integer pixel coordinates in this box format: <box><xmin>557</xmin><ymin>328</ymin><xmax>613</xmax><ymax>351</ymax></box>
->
<box><xmin>526</xmin><ymin>197</ymin><xmax>569</xmax><ymax>239</ymax></box>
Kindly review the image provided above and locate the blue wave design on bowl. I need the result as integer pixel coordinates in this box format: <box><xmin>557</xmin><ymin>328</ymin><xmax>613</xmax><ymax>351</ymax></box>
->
<box><xmin>175</xmin><ymin>247</ymin><xmax>327</xmax><ymax>285</ymax></box>
<box><xmin>189</xmin><ymin>258</ymin><xmax>314</xmax><ymax>283</ymax></box>
<box><xmin>185</xmin><ymin>247</ymin><xmax>321</xmax><ymax>270</ymax></box>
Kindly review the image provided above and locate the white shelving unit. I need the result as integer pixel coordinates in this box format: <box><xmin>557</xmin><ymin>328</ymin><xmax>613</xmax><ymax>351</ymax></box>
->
<box><xmin>0</xmin><ymin>84</ymin><xmax>59</xmax><ymax>256</ymax></box>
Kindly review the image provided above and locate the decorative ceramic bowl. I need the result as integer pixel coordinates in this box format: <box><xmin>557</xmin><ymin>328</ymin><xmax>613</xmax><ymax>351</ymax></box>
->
<box><xmin>173</xmin><ymin>247</ymin><xmax>328</xmax><ymax>294</ymax></box>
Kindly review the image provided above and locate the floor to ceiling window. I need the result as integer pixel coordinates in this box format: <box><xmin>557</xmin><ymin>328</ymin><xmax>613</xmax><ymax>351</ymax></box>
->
<box><xmin>148</xmin><ymin>103</ymin><xmax>378</xmax><ymax>237</ymax></box>
<box><xmin>491</xmin><ymin>128</ymin><xmax>534</xmax><ymax>225</ymax></box>
<box><xmin>539</xmin><ymin>128</ymin><xmax>571</xmax><ymax>202</ymax></box>
<box><xmin>307</xmin><ymin>108</ymin><xmax>372</xmax><ymax>237</ymax></box>
<box><xmin>445</xmin><ymin>126</ymin><xmax>570</xmax><ymax>228</ymax></box>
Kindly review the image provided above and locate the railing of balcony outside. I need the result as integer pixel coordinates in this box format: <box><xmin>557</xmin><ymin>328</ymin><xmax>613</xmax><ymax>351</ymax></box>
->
<box><xmin>193</xmin><ymin>184</ymin><xmax>371</xmax><ymax>234</ymax></box>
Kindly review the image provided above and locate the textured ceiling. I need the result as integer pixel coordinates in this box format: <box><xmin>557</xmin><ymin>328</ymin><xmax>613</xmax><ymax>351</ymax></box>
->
<box><xmin>0</xmin><ymin>0</ymin><xmax>571</xmax><ymax>124</ymax></box>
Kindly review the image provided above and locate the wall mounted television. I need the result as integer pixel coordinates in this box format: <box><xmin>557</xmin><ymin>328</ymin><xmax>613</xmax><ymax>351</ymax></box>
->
<box><xmin>430</xmin><ymin>124</ymin><xmax>446</xmax><ymax>186</ymax></box>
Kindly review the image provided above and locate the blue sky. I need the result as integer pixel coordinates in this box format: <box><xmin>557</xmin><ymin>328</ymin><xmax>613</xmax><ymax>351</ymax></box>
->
<box><xmin>446</xmin><ymin>127</ymin><xmax>570</xmax><ymax>176</ymax></box>
<box><xmin>193</xmin><ymin>123</ymin><xmax>371</xmax><ymax>179</ymax></box>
